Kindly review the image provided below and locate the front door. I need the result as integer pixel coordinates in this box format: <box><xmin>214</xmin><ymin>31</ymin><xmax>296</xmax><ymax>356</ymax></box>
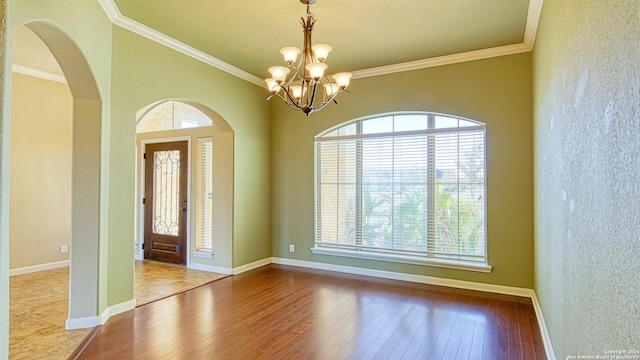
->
<box><xmin>144</xmin><ymin>141</ymin><xmax>188</xmax><ymax>264</ymax></box>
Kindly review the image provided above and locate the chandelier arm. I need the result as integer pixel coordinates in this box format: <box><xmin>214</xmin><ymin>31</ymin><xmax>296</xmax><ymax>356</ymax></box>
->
<box><xmin>267</xmin><ymin>90</ymin><xmax>307</xmax><ymax>113</ymax></box>
<box><xmin>292</xmin><ymin>57</ymin><xmax>304</xmax><ymax>77</ymax></box>
<box><xmin>268</xmin><ymin>93</ymin><xmax>304</xmax><ymax>113</ymax></box>
<box><xmin>282</xmin><ymin>64</ymin><xmax>304</xmax><ymax>107</ymax></box>
<box><xmin>280</xmin><ymin>86</ymin><xmax>305</xmax><ymax>109</ymax></box>
<box><xmin>308</xmin><ymin>99</ymin><xmax>333</xmax><ymax>113</ymax></box>
<box><xmin>309</xmin><ymin>88</ymin><xmax>351</xmax><ymax>112</ymax></box>
<box><xmin>320</xmin><ymin>76</ymin><xmax>335</xmax><ymax>102</ymax></box>
<box><xmin>267</xmin><ymin>92</ymin><xmax>287</xmax><ymax>102</ymax></box>
<box><xmin>308</xmin><ymin>82</ymin><xmax>319</xmax><ymax>110</ymax></box>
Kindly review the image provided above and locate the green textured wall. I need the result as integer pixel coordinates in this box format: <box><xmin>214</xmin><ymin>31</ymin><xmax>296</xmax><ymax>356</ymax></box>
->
<box><xmin>272</xmin><ymin>53</ymin><xmax>534</xmax><ymax>288</ymax></box>
<box><xmin>533</xmin><ymin>0</ymin><xmax>640</xmax><ymax>357</ymax></box>
<box><xmin>111</xmin><ymin>27</ymin><xmax>272</xmax><ymax>298</ymax></box>
<box><xmin>2</xmin><ymin>0</ymin><xmax>271</xmax><ymax>333</ymax></box>
<box><xmin>3</xmin><ymin>0</ymin><xmax>112</xmax><ymax>338</ymax></box>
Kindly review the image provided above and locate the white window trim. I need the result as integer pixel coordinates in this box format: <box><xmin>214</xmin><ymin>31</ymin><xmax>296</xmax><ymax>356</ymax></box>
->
<box><xmin>313</xmin><ymin>113</ymin><xmax>489</xmax><ymax>272</ymax></box>
<box><xmin>193</xmin><ymin>251</ymin><xmax>214</xmax><ymax>259</ymax></box>
<box><xmin>311</xmin><ymin>247</ymin><xmax>492</xmax><ymax>273</ymax></box>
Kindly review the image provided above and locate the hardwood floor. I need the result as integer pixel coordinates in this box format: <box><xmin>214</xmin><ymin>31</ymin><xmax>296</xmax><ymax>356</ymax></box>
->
<box><xmin>9</xmin><ymin>261</ymin><xmax>227</xmax><ymax>360</ymax></box>
<box><xmin>77</xmin><ymin>264</ymin><xmax>547</xmax><ymax>360</ymax></box>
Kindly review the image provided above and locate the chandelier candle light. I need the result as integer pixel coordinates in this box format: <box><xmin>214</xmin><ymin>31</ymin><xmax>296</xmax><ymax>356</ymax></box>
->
<box><xmin>265</xmin><ymin>0</ymin><xmax>352</xmax><ymax>116</ymax></box>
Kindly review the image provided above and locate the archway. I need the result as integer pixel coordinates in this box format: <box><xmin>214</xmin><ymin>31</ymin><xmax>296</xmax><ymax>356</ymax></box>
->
<box><xmin>21</xmin><ymin>22</ymin><xmax>102</xmax><ymax>328</ymax></box>
<box><xmin>135</xmin><ymin>100</ymin><xmax>234</xmax><ymax>273</ymax></box>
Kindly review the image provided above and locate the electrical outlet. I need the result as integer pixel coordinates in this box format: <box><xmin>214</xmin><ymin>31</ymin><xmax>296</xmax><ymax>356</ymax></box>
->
<box><xmin>61</xmin><ymin>245</ymin><xmax>68</xmax><ymax>254</ymax></box>
<box><xmin>289</xmin><ymin>244</ymin><xmax>295</xmax><ymax>253</ymax></box>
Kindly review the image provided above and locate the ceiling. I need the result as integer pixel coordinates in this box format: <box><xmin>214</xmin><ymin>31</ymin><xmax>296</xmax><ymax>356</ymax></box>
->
<box><xmin>12</xmin><ymin>26</ymin><xmax>64</xmax><ymax>79</ymax></box>
<box><xmin>12</xmin><ymin>0</ymin><xmax>541</xmax><ymax>85</ymax></box>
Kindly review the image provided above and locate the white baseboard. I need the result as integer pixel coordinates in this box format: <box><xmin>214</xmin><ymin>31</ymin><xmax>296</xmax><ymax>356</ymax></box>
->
<box><xmin>531</xmin><ymin>293</ymin><xmax>556</xmax><ymax>360</ymax></box>
<box><xmin>232</xmin><ymin>257</ymin><xmax>271</xmax><ymax>274</ymax></box>
<box><xmin>99</xmin><ymin>299</ymin><xmax>137</xmax><ymax>325</ymax></box>
<box><xmin>66</xmin><ymin>315</ymin><xmax>101</xmax><ymax>330</ymax></box>
<box><xmin>10</xmin><ymin>260</ymin><xmax>70</xmax><ymax>276</ymax></box>
<box><xmin>66</xmin><ymin>299</ymin><xmax>136</xmax><ymax>330</ymax></box>
<box><xmin>272</xmin><ymin>257</ymin><xmax>533</xmax><ymax>297</ymax></box>
<box><xmin>188</xmin><ymin>262</ymin><xmax>232</xmax><ymax>275</ymax></box>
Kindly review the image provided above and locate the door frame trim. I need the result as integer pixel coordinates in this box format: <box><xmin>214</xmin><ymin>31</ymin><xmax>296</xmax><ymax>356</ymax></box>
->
<box><xmin>137</xmin><ymin>136</ymin><xmax>192</xmax><ymax>266</ymax></box>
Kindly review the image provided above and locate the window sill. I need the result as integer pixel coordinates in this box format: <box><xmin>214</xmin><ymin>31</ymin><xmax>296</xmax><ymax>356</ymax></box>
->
<box><xmin>193</xmin><ymin>251</ymin><xmax>214</xmax><ymax>259</ymax></box>
<box><xmin>311</xmin><ymin>247</ymin><xmax>492</xmax><ymax>273</ymax></box>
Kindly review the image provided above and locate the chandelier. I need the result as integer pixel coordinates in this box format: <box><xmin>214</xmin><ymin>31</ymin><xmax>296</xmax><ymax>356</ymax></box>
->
<box><xmin>265</xmin><ymin>0</ymin><xmax>352</xmax><ymax>116</ymax></box>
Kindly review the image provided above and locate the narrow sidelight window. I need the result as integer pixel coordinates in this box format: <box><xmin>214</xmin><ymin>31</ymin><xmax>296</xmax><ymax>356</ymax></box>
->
<box><xmin>196</xmin><ymin>137</ymin><xmax>213</xmax><ymax>253</ymax></box>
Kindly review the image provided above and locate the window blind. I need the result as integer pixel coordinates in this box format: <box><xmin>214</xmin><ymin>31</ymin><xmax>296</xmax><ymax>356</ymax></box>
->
<box><xmin>314</xmin><ymin>114</ymin><xmax>486</xmax><ymax>264</ymax></box>
<box><xmin>196</xmin><ymin>137</ymin><xmax>213</xmax><ymax>253</ymax></box>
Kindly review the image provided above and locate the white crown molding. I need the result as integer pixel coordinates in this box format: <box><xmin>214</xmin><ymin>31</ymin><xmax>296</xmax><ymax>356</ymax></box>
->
<box><xmin>524</xmin><ymin>0</ymin><xmax>544</xmax><ymax>49</ymax></box>
<box><xmin>97</xmin><ymin>0</ymin><xmax>121</xmax><ymax>23</ymax></box>
<box><xmin>351</xmin><ymin>43</ymin><xmax>532</xmax><ymax>79</ymax></box>
<box><xmin>97</xmin><ymin>0</ymin><xmax>264</xmax><ymax>87</ymax></box>
<box><xmin>96</xmin><ymin>0</ymin><xmax>543</xmax><ymax>84</ymax></box>
<box><xmin>12</xmin><ymin>64</ymin><xmax>67</xmax><ymax>84</ymax></box>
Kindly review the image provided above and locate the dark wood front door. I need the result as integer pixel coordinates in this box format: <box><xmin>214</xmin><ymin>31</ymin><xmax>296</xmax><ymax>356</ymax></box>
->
<box><xmin>144</xmin><ymin>141</ymin><xmax>188</xmax><ymax>264</ymax></box>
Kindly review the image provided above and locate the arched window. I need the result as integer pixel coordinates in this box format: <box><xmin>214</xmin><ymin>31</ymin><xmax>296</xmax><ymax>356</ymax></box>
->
<box><xmin>136</xmin><ymin>101</ymin><xmax>212</xmax><ymax>133</ymax></box>
<box><xmin>313</xmin><ymin>113</ymin><xmax>488</xmax><ymax>270</ymax></box>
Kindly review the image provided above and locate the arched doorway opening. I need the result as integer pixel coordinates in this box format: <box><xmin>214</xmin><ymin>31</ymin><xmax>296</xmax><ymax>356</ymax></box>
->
<box><xmin>135</xmin><ymin>100</ymin><xmax>233</xmax><ymax>274</ymax></box>
<box><xmin>7</xmin><ymin>25</ymin><xmax>78</xmax><ymax>356</ymax></box>
<box><xmin>15</xmin><ymin>22</ymin><xmax>102</xmax><ymax>329</ymax></box>
<box><xmin>9</xmin><ymin>27</ymin><xmax>72</xmax><ymax>276</ymax></box>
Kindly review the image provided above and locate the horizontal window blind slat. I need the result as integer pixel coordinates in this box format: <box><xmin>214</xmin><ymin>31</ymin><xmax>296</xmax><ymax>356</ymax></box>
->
<box><xmin>315</xmin><ymin>114</ymin><xmax>487</xmax><ymax>265</ymax></box>
<box><xmin>315</xmin><ymin>242</ymin><xmax>486</xmax><ymax>259</ymax></box>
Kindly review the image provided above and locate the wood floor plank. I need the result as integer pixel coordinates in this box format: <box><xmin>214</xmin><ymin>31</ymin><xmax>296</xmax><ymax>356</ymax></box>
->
<box><xmin>517</xmin><ymin>301</ymin><xmax>537</xmax><ymax>359</ymax></box>
<box><xmin>496</xmin><ymin>299</ymin><xmax>511</xmax><ymax>359</ymax></box>
<box><xmin>454</xmin><ymin>307</ymin><xmax>478</xmax><ymax>359</ymax></box>
<box><xmin>76</xmin><ymin>264</ymin><xmax>547</xmax><ymax>360</ymax></box>
<box><xmin>375</xmin><ymin>299</ymin><xmax>429</xmax><ymax>359</ymax></box>
<box><xmin>291</xmin><ymin>282</ymin><xmax>365</xmax><ymax>358</ymax></box>
<box><xmin>508</xmin><ymin>301</ymin><xmax>523</xmax><ymax>359</ymax></box>
<box><xmin>468</xmin><ymin>311</ymin><xmax>487</xmax><ymax>360</ymax></box>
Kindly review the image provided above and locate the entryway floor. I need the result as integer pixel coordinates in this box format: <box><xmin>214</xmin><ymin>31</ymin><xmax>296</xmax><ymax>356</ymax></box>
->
<box><xmin>134</xmin><ymin>260</ymin><xmax>228</xmax><ymax>306</ymax></box>
<box><xmin>9</xmin><ymin>260</ymin><xmax>227</xmax><ymax>359</ymax></box>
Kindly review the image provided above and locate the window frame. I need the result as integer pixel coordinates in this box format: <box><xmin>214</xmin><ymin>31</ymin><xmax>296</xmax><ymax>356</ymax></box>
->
<box><xmin>312</xmin><ymin>113</ymin><xmax>491</xmax><ymax>273</ymax></box>
<box><xmin>136</xmin><ymin>101</ymin><xmax>213</xmax><ymax>134</ymax></box>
